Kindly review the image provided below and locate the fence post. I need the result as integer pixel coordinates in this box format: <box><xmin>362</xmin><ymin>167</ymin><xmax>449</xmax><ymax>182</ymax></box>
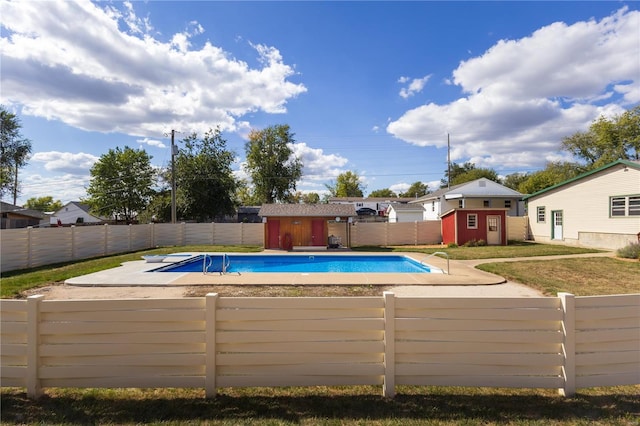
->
<box><xmin>26</xmin><ymin>295</ymin><xmax>44</xmax><ymax>398</ymax></box>
<box><xmin>558</xmin><ymin>292</ymin><xmax>576</xmax><ymax>397</ymax></box>
<box><xmin>27</xmin><ymin>226</ymin><xmax>33</xmax><ymax>268</ymax></box>
<box><xmin>383</xmin><ymin>291</ymin><xmax>396</xmax><ymax>398</ymax></box>
<box><xmin>205</xmin><ymin>293</ymin><xmax>218</xmax><ymax>398</ymax></box>
<box><xmin>71</xmin><ymin>225</ymin><xmax>76</xmax><ymax>260</ymax></box>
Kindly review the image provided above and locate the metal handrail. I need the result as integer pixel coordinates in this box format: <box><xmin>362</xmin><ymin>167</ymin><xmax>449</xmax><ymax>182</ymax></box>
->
<box><xmin>202</xmin><ymin>254</ymin><xmax>214</xmax><ymax>275</ymax></box>
<box><xmin>422</xmin><ymin>251</ymin><xmax>449</xmax><ymax>274</ymax></box>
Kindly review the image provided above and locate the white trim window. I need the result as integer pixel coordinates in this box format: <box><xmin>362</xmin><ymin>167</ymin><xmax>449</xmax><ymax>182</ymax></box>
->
<box><xmin>610</xmin><ymin>195</ymin><xmax>640</xmax><ymax>217</ymax></box>
<box><xmin>537</xmin><ymin>206</ymin><xmax>546</xmax><ymax>223</ymax></box>
<box><xmin>467</xmin><ymin>213</ymin><xmax>478</xmax><ymax>229</ymax></box>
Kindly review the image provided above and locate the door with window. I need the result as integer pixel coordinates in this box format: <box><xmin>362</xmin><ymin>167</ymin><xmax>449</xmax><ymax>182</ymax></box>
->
<box><xmin>486</xmin><ymin>215</ymin><xmax>501</xmax><ymax>245</ymax></box>
<box><xmin>552</xmin><ymin>211</ymin><xmax>563</xmax><ymax>240</ymax></box>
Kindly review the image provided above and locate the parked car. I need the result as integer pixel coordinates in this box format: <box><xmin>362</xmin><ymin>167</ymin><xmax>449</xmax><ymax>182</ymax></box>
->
<box><xmin>356</xmin><ymin>207</ymin><xmax>377</xmax><ymax>216</ymax></box>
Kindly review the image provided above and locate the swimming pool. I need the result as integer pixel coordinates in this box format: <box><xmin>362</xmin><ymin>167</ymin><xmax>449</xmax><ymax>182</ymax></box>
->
<box><xmin>150</xmin><ymin>254</ymin><xmax>437</xmax><ymax>274</ymax></box>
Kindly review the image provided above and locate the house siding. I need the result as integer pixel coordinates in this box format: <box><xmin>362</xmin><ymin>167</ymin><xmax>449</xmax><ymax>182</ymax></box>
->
<box><xmin>526</xmin><ymin>165</ymin><xmax>640</xmax><ymax>249</ymax></box>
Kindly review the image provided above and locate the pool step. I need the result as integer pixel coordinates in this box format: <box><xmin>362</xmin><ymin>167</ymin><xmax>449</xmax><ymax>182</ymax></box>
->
<box><xmin>292</xmin><ymin>246</ymin><xmax>327</xmax><ymax>251</ymax></box>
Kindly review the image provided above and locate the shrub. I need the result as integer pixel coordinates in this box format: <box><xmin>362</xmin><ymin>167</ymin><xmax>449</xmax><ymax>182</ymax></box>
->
<box><xmin>616</xmin><ymin>241</ymin><xmax>640</xmax><ymax>260</ymax></box>
<box><xmin>463</xmin><ymin>239</ymin><xmax>487</xmax><ymax>247</ymax></box>
<box><xmin>447</xmin><ymin>242</ymin><xmax>458</xmax><ymax>248</ymax></box>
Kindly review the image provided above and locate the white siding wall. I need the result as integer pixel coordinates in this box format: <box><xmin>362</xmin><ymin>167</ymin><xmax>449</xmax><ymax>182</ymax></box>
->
<box><xmin>527</xmin><ymin>167</ymin><xmax>640</xmax><ymax>249</ymax></box>
<box><xmin>56</xmin><ymin>205</ymin><xmax>102</xmax><ymax>224</ymax></box>
<box><xmin>422</xmin><ymin>201</ymin><xmax>440</xmax><ymax>220</ymax></box>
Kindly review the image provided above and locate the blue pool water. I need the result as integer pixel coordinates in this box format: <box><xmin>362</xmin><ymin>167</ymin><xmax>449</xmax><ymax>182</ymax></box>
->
<box><xmin>150</xmin><ymin>254</ymin><xmax>433</xmax><ymax>273</ymax></box>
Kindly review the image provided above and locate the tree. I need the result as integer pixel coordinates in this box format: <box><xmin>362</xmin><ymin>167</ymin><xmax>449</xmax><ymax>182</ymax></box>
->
<box><xmin>24</xmin><ymin>196</ymin><xmax>63</xmax><ymax>212</ymax></box>
<box><xmin>176</xmin><ymin>128</ymin><xmax>238</xmax><ymax>221</ymax></box>
<box><xmin>399</xmin><ymin>181</ymin><xmax>429</xmax><ymax>198</ymax></box>
<box><xmin>451</xmin><ymin>167</ymin><xmax>500</xmax><ymax>186</ymax></box>
<box><xmin>325</xmin><ymin>171</ymin><xmax>365</xmax><ymax>197</ymax></box>
<box><xmin>1</xmin><ymin>106</ymin><xmax>32</xmax><ymax>203</ymax></box>
<box><xmin>245</xmin><ymin>124</ymin><xmax>302</xmax><ymax>203</ymax></box>
<box><xmin>517</xmin><ymin>161</ymin><xmax>584</xmax><ymax>194</ymax></box>
<box><xmin>561</xmin><ymin>106</ymin><xmax>640</xmax><ymax>168</ymax></box>
<box><xmin>369</xmin><ymin>188</ymin><xmax>397</xmax><ymax>198</ymax></box>
<box><xmin>85</xmin><ymin>146</ymin><xmax>156</xmax><ymax>223</ymax></box>
<box><xmin>502</xmin><ymin>172</ymin><xmax>530</xmax><ymax>191</ymax></box>
<box><xmin>440</xmin><ymin>162</ymin><xmax>475</xmax><ymax>188</ymax></box>
<box><xmin>290</xmin><ymin>191</ymin><xmax>320</xmax><ymax>204</ymax></box>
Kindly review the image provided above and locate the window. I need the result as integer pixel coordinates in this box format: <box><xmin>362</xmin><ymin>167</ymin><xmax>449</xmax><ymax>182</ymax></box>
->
<box><xmin>504</xmin><ymin>200</ymin><xmax>512</xmax><ymax>209</ymax></box>
<box><xmin>458</xmin><ymin>200</ymin><xmax>464</xmax><ymax>208</ymax></box>
<box><xmin>467</xmin><ymin>214</ymin><xmax>478</xmax><ymax>229</ymax></box>
<box><xmin>630</xmin><ymin>196</ymin><xmax>640</xmax><ymax>216</ymax></box>
<box><xmin>537</xmin><ymin>206</ymin><xmax>546</xmax><ymax>223</ymax></box>
<box><xmin>431</xmin><ymin>201</ymin><xmax>435</xmax><ymax>212</ymax></box>
<box><xmin>611</xmin><ymin>195</ymin><xmax>640</xmax><ymax>217</ymax></box>
<box><xmin>483</xmin><ymin>200</ymin><xmax>490</xmax><ymax>208</ymax></box>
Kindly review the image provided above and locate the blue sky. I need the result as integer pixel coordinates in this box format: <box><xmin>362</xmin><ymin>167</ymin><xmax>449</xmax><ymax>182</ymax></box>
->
<box><xmin>2</xmin><ymin>1</ymin><xmax>639</xmax><ymax>205</ymax></box>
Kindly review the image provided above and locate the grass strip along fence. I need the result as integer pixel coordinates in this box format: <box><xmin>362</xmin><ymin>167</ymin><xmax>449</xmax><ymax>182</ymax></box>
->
<box><xmin>2</xmin><ymin>292</ymin><xmax>638</xmax><ymax>399</ymax></box>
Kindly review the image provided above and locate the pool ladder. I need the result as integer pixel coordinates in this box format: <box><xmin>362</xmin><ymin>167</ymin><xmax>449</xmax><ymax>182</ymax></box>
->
<box><xmin>422</xmin><ymin>251</ymin><xmax>450</xmax><ymax>274</ymax></box>
<box><xmin>203</xmin><ymin>253</ymin><xmax>238</xmax><ymax>275</ymax></box>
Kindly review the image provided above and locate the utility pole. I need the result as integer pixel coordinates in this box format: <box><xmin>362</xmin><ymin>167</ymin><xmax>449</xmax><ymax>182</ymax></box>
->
<box><xmin>447</xmin><ymin>133</ymin><xmax>451</xmax><ymax>189</ymax></box>
<box><xmin>171</xmin><ymin>129</ymin><xmax>177</xmax><ymax>224</ymax></box>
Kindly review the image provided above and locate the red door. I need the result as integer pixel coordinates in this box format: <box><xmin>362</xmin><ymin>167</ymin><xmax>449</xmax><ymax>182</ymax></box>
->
<box><xmin>311</xmin><ymin>220</ymin><xmax>325</xmax><ymax>246</ymax></box>
<box><xmin>267</xmin><ymin>220</ymin><xmax>280</xmax><ymax>249</ymax></box>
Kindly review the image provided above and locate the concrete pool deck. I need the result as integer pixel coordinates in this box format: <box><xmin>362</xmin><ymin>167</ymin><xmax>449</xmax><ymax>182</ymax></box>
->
<box><xmin>64</xmin><ymin>251</ymin><xmax>506</xmax><ymax>287</ymax></box>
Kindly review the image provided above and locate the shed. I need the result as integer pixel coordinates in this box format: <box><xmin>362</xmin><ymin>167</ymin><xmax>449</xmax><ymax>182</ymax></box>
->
<box><xmin>441</xmin><ymin>208</ymin><xmax>508</xmax><ymax>246</ymax></box>
<box><xmin>258</xmin><ymin>204</ymin><xmax>357</xmax><ymax>250</ymax></box>
<box><xmin>386</xmin><ymin>203</ymin><xmax>425</xmax><ymax>223</ymax></box>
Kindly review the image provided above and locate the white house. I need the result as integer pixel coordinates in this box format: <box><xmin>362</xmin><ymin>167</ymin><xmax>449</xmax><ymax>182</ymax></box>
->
<box><xmin>386</xmin><ymin>203</ymin><xmax>425</xmax><ymax>223</ymax></box>
<box><xmin>328</xmin><ymin>197</ymin><xmax>414</xmax><ymax>216</ymax></box>
<box><xmin>524</xmin><ymin>160</ymin><xmax>640</xmax><ymax>250</ymax></box>
<box><xmin>411</xmin><ymin>178</ymin><xmax>525</xmax><ymax>221</ymax></box>
<box><xmin>54</xmin><ymin>201</ymin><xmax>105</xmax><ymax>225</ymax></box>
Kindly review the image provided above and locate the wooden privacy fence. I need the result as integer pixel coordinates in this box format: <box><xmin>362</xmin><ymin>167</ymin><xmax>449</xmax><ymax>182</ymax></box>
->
<box><xmin>0</xmin><ymin>223</ymin><xmax>264</xmax><ymax>272</ymax></box>
<box><xmin>2</xmin><ymin>292</ymin><xmax>638</xmax><ymax>399</ymax></box>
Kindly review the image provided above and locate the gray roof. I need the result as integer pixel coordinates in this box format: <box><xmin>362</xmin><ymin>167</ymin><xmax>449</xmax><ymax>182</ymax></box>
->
<box><xmin>0</xmin><ymin>201</ymin><xmax>46</xmax><ymax>219</ymax></box>
<box><xmin>411</xmin><ymin>178</ymin><xmax>522</xmax><ymax>203</ymax></box>
<box><xmin>387</xmin><ymin>203</ymin><xmax>425</xmax><ymax>212</ymax></box>
<box><xmin>258</xmin><ymin>203</ymin><xmax>357</xmax><ymax>217</ymax></box>
<box><xmin>329</xmin><ymin>197</ymin><xmax>414</xmax><ymax>203</ymax></box>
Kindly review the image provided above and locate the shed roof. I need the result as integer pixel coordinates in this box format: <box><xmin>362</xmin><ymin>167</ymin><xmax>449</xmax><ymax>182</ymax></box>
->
<box><xmin>258</xmin><ymin>203</ymin><xmax>357</xmax><ymax>217</ymax></box>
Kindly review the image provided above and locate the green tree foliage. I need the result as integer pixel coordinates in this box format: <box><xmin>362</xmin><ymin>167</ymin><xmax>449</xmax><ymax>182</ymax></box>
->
<box><xmin>561</xmin><ymin>106</ymin><xmax>640</xmax><ymax>167</ymax></box>
<box><xmin>0</xmin><ymin>106</ymin><xmax>32</xmax><ymax>202</ymax></box>
<box><xmin>502</xmin><ymin>172</ymin><xmax>530</xmax><ymax>191</ymax></box>
<box><xmin>517</xmin><ymin>161</ymin><xmax>584</xmax><ymax>194</ymax></box>
<box><xmin>441</xmin><ymin>162</ymin><xmax>499</xmax><ymax>187</ymax></box>
<box><xmin>244</xmin><ymin>124</ymin><xmax>302</xmax><ymax>203</ymax></box>
<box><xmin>441</xmin><ymin>162</ymin><xmax>501</xmax><ymax>187</ymax></box>
<box><xmin>290</xmin><ymin>191</ymin><xmax>320</xmax><ymax>204</ymax></box>
<box><xmin>369</xmin><ymin>188</ymin><xmax>397</xmax><ymax>198</ymax></box>
<box><xmin>326</xmin><ymin>171</ymin><xmax>365</xmax><ymax>197</ymax></box>
<box><xmin>85</xmin><ymin>146</ymin><xmax>156</xmax><ymax>223</ymax></box>
<box><xmin>24</xmin><ymin>196</ymin><xmax>63</xmax><ymax>212</ymax></box>
<box><xmin>399</xmin><ymin>181</ymin><xmax>429</xmax><ymax>198</ymax></box>
<box><xmin>176</xmin><ymin>128</ymin><xmax>238</xmax><ymax>221</ymax></box>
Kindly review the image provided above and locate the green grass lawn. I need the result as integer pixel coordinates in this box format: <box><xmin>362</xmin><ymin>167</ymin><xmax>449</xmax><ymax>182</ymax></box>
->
<box><xmin>1</xmin><ymin>242</ymin><xmax>638</xmax><ymax>425</ymax></box>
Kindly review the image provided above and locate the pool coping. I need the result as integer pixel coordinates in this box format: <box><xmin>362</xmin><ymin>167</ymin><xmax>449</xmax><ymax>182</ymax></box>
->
<box><xmin>64</xmin><ymin>252</ymin><xmax>506</xmax><ymax>287</ymax></box>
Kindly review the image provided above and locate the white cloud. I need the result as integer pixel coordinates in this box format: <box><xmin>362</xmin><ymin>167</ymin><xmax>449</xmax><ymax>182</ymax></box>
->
<box><xmin>0</xmin><ymin>1</ymin><xmax>307</xmax><ymax>137</ymax></box>
<box><xmin>136</xmin><ymin>137</ymin><xmax>166</xmax><ymax>149</ymax></box>
<box><xmin>18</xmin><ymin>173</ymin><xmax>90</xmax><ymax>205</ymax></box>
<box><xmin>399</xmin><ymin>75</ymin><xmax>431</xmax><ymax>99</ymax></box>
<box><xmin>31</xmin><ymin>151</ymin><xmax>99</xmax><ymax>174</ymax></box>
<box><xmin>290</xmin><ymin>142</ymin><xmax>349</xmax><ymax>184</ymax></box>
<box><xmin>387</xmin><ymin>7</ymin><xmax>639</xmax><ymax>170</ymax></box>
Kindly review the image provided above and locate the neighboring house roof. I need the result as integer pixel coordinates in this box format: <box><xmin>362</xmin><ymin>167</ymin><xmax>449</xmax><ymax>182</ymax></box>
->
<box><xmin>523</xmin><ymin>159</ymin><xmax>640</xmax><ymax>201</ymax></box>
<box><xmin>411</xmin><ymin>178</ymin><xmax>523</xmax><ymax>203</ymax></box>
<box><xmin>56</xmin><ymin>201</ymin><xmax>106</xmax><ymax>220</ymax></box>
<box><xmin>259</xmin><ymin>203</ymin><xmax>357</xmax><ymax>217</ymax></box>
<box><xmin>0</xmin><ymin>201</ymin><xmax>46</xmax><ymax>219</ymax></box>
<box><xmin>387</xmin><ymin>203</ymin><xmax>425</xmax><ymax>212</ymax></box>
<box><xmin>329</xmin><ymin>197</ymin><xmax>414</xmax><ymax>203</ymax></box>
